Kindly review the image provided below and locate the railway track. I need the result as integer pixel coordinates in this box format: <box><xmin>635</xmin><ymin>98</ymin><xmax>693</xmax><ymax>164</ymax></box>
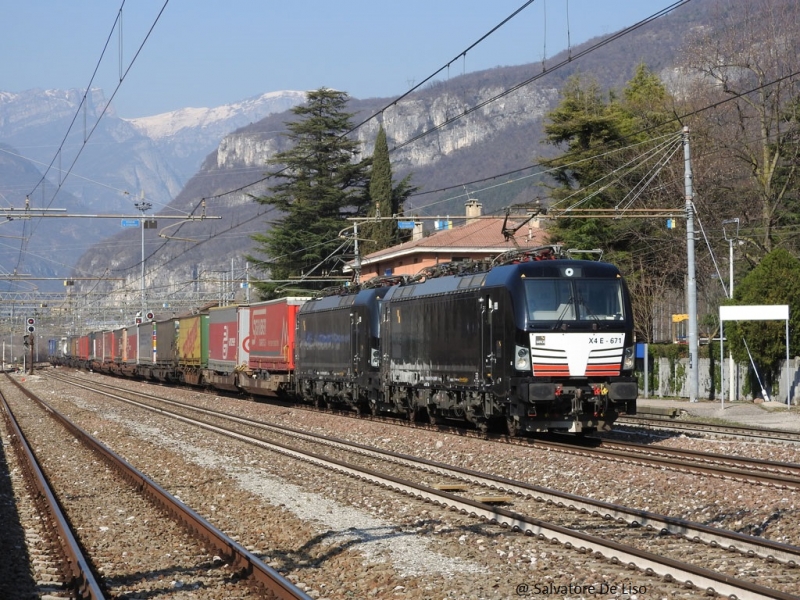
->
<box><xmin>1</xmin><ymin>385</ymin><xmax>103</xmax><ymax>599</ymax></box>
<box><xmin>0</xmin><ymin>373</ymin><xmax>310</xmax><ymax>600</ymax></box>
<box><xmin>328</xmin><ymin>406</ymin><xmax>800</xmax><ymax>489</ymax></box>
<box><xmin>42</xmin><ymin>371</ymin><xmax>800</xmax><ymax>599</ymax></box>
<box><xmin>616</xmin><ymin>415</ymin><xmax>800</xmax><ymax>444</ymax></box>
<box><xmin>277</xmin><ymin>393</ymin><xmax>800</xmax><ymax>490</ymax></box>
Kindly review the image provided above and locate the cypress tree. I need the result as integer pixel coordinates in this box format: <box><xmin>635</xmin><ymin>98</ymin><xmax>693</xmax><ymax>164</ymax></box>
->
<box><xmin>362</xmin><ymin>125</ymin><xmax>418</xmax><ymax>254</ymax></box>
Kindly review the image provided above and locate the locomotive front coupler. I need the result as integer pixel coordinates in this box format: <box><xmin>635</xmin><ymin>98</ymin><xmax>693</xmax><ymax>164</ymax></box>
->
<box><xmin>567</xmin><ymin>386</ymin><xmax>607</xmax><ymax>416</ymax></box>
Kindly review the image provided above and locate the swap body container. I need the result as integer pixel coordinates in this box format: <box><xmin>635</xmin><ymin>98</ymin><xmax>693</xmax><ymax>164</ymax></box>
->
<box><xmin>112</xmin><ymin>327</ymin><xmax>126</xmax><ymax>373</ymax></box>
<box><xmin>206</xmin><ymin>305</ymin><xmax>249</xmax><ymax>391</ymax></box>
<box><xmin>155</xmin><ymin>318</ymin><xmax>179</xmax><ymax>364</ymax></box>
<box><xmin>88</xmin><ymin>332</ymin><xmax>100</xmax><ymax>361</ymax></box>
<box><xmin>176</xmin><ymin>313</ymin><xmax>209</xmax><ymax>386</ymax></box>
<box><xmin>78</xmin><ymin>335</ymin><xmax>90</xmax><ymax>362</ymax></box>
<box><xmin>241</xmin><ymin>297</ymin><xmax>308</xmax><ymax>397</ymax></box>
<box><xmin>101</xmin><ymin>331</ymin><xmax>114</xmax><ymax>362</ymax></box>
<box><xmin>177</xmin><ymin>314</ymin><xmax>209</xmax><ymax>367</ymax></box>
<box><xmin>149</xmin><ymin>318</ymin><xmax>178</xmax><ymax>381</ymax></box>
<box><xmin>208</xmin><ymin>306</ymin><xmax>240</xmax><ymax>373</ymax></box>
<box><xmin>138</xmin><ymin>322</ymin><xmax>156</xmax><ymax>366</ymax></box>
<box><xmin>248</xmin><ymin>298</ymin><xmax>308</xmax><ymax>372</ymax></box>
<box><xmin>121</xmin><ymin>325</ymin><xmax>138</xmax><ymax>375</ymax></box>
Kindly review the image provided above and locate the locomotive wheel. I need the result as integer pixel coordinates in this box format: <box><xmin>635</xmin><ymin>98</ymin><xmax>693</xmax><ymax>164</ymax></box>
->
<box><xmin>427</xmin><ymin>407</ymin><xmax>439</xmax><ymax>426</ymax></box>
<box><xmin>407</xmin><ymin>407</ymin><xmax>418</xmax><ymax>423</ymax></box>
<box><xmin>506</xmin><ymin>417</ymin><xmax>520</xmax><ymax>438</ymax></box>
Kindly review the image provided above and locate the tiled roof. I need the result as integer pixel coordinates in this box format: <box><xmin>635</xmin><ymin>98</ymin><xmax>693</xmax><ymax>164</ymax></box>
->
<box><xmin>360</xmin><ymin>217</ymin><xmax>549</xmax><ymax>265</ymax></box>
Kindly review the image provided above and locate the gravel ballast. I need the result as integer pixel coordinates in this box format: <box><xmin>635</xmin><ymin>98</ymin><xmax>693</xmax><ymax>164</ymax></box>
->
<box><xmin>8</xmin><ymin>369</ymin><xmax>800</xmax><ymax>599</ymax></box>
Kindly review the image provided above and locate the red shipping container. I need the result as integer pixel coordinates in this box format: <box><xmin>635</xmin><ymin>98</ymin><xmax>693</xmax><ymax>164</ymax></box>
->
<box><xmin>78</xmin><ymin>335</ymin><xmax>90</xmax><ymax>361</ymax></box>
<box><xmin>125</xmin><ymin>326</ymin><xmax>138</xmax><ymax>364</ymax></box>
<box><xmin>248</xmin><ymin>298</ymin><xmax>308</xmax><ymax>372</ymax></box>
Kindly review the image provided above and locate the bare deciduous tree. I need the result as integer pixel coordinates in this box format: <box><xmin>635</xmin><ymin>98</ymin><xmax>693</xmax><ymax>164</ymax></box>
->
<box><xmin>678</xmin><ymin>0</ymin><xmax>800</xmax><ymax>261</ymax></box>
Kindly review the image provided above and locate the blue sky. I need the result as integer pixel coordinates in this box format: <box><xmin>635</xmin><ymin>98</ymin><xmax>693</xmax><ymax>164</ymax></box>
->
<box><xmin>2</xmin><ymin>0</ymin><xmax>678</xmax><ymax>119</ymax></box>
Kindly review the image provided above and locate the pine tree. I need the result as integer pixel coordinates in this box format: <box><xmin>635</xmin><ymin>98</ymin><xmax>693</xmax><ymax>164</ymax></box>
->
<box><xmin>247</xmin><ymin>88</ymin><xmax>370</xmax><ymax>297</ymax></box>
<box><xmin>543</xmin><ymin>66</ymin><xmax>675</xmax><ymax>255</ymax></box>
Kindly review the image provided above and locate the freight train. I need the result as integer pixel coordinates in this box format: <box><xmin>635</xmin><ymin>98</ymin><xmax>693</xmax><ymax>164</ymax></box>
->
<box><xmin>51</xmin><ymin>246</ymin><xmax>638</xmax><ymax>435</ymax></box>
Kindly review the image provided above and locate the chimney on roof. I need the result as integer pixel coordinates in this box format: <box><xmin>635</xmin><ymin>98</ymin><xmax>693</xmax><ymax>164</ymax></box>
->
<box><xmin>413</xmin><ymin>221</ymin><xmax>424</xmax><ymax>241</ymax></box>
<box><xmin>465</xmin><ymin>198</ymin><xmax>482</xmax><ymax>223</ymax></box>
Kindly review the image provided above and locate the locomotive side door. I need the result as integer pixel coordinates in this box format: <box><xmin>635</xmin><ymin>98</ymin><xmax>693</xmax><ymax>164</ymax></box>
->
<box><xmin>350</xmin><ymin>310</ymin><xmax>361</xmax><ymax>378</ymax></box>
<box><xmin>480</xmin><ymin>294</ymin><xmax>496</xmax><ymax>384</ymax></box>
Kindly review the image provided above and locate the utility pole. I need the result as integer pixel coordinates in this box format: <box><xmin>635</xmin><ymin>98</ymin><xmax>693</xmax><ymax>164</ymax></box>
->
<box><xmin>135</xmin><ymin>197</ymin><xmax>152</xmax><ymax>318</ymax></box>
<box><xmin>245</xmin><ymin>262</ymin><xmax>251</xmax><ymax>304</ymax></box>
<box><xmin>353</xmin><ymin>221</ymin><xmax>361</xmax><ymax>284</ymax></box>
<box><xmin>722</xmin><ymin>218</ymin><xmax>740</xmax><ymax>403</ymax></box>
<box><xmin>684</xmin><ymin>127</ymin><xmax>699</xmax><ymax>403</ymax></box>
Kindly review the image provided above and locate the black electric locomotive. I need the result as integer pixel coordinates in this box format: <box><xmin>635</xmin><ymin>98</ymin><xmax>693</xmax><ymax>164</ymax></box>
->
<box><xmin>294</xmin><ymin>247</ymin><xmax>637</xmax><ymax>435</ymax></box>
<box><xmin>295</xmin><ymin>279</ymin><xmax>396</xmax><ymax>411</ymax></box>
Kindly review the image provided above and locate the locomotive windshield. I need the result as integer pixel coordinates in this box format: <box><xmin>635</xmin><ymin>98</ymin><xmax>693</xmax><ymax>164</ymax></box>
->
<box><xmin>525</xmin><ymin>278</ymin><xmax>625</xmax><ymax>323</ymax></box>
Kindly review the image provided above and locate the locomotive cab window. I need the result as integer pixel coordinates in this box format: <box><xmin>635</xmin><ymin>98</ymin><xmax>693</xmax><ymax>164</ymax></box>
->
<box><xmin>526</xmin><ymin>279</ymin><xmax>573</xmax><ymax>321</ymax></box>
<box><xmin>574</xmin><ymin>279</ymin><xmax>624</xmax><ymax>320</ymax></box>
<box><xmin>525</xmin><ymin>278</ymin><xmax>624</xmax><ymax>322</ymax></box>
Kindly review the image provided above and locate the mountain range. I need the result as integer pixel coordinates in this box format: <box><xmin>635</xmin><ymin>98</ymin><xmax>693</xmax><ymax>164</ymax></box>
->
<box><xmin>0</xmin><ymin>0</ymin><xmax>711</xmax><ymax>311</ymax></box>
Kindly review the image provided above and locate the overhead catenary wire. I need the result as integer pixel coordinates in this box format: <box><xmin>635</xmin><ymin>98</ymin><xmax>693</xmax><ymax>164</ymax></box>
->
<box><xmin>203</xmin><ymin>1</ymin><xmax>691</xmax><ymax>208</ymax></box>
<box><xmin>57</xmin><ymin>1</ymin><xmax>800</xmax><ymax>314</ymax></box>
<box><xmin>10</xmin><ymin>0</ymin><xmax>171</xmax><ymax>288</ymax></box>
<box><xmin>388</xmin><ymin>0</ymin><xmax>691</xmax><ymax>154</ymax></box>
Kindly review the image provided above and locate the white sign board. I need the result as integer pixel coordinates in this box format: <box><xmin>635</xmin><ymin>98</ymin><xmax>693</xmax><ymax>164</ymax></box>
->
<box><xmin>720</xmin><ymin>304</ymin><xmax>788</xmax><ymax>321</ymax></box>
<box><xmin>719</xmin><ymin>304</ymin><xmax>790</xmax><ymax>407</ymax></box>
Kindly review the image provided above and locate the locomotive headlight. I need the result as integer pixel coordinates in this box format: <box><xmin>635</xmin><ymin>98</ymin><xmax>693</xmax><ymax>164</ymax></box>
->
<box><xmin>623</xmin><ymin>346</ymin><xmax>635</xmax><ymax>370</ymax></box>
<box><xmin>370</xmin><ymin>348</ymin><xmax>381</xmax><ymax>368</ymax></box>
<box><xmin>515</xmin><ymin>345</ymin><xmax>531</xmax><ymax>371</ymax></box>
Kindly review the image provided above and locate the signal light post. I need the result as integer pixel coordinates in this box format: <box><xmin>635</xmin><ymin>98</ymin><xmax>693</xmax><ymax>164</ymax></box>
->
<box><xmin>25</xmin><ymin>317</ymin><xmax>35</xmax><ymax>374</ymax></box>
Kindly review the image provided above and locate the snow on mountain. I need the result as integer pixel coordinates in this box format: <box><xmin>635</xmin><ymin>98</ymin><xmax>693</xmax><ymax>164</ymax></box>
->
<box><xmin>124</xmin><ymin>90</ymin><xmax>307</xmax><ymax>139</ymax></box>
